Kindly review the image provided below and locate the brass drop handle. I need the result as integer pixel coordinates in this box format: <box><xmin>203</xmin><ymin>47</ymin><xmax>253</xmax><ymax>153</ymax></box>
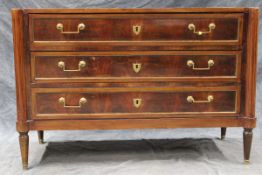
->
<box><xmin>58</xmin><ymin>97</ymin><xmax>87</xmax><ymax>108</ymax></box>
<box><xmin>133</xmin><ymin>98</ymin><xmax>142</xmax><ymax>108</ymax></box>
<box><xmin>133</xmin><ymin>63</ymin><xmax>142</xmax><ymax>73</ymax></box>
<box><xmin>58</xmin><ymin>60</ymin><xmax>86</xmax><ymax>72</ymax></box>
<box><xmin>187</xmin><ymin>59</ymin><xmax>214</xmax><ymax>70</ymax></box>
<box><xmin>56</xmin><ymin>23</ymin><xmax>85</xmax><ymax>34</ymax></box>
<box><xmin>187</xmin><ymin>95</ymin><xmax>214</xmax><ymax>103</ymax></box>
<box><xmin>188</xmin><ymin>23</ymin><xmax>216</xmax><ymax>36</ymax></box>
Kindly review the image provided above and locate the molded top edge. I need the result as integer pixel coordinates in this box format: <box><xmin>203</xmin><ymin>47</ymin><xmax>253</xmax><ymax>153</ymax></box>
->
<box><xmin>10</xmin><ymin>7</ymin><xmax>259</xmax><ymax>14</ymax></box>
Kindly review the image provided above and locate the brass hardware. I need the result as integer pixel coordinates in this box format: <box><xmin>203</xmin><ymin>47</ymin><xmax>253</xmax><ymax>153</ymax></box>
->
<box><xmin>58</xmin><ymin>97</ymin><xmax>87</xmax><ymax>108</ymax></box>
<box><xmin>133</xmin><ymin>98</ymin><xmax>142</xmax><ymax>108</ymax></box>
<box><xmin>58</xmin><ymin>60</ymin><xmax>86</xmax><ymax>72</ymax></box>
<box><xmin>188</xmin><ymin>23</ymin><xmax>216</xmax><ymax>35</ymax></box>
<box><xmin>133</xmin><ymin>63</ymin><xmax>142</xmax><ymax>73</ymax></box>
<box><xmin>133</xmin><ymin>25</ymin><xmax>142</xmax><ymax>35</ymax></box>
<box><xmin>187</xmin><ymin>59</ymin><xmax>214</xmax><ymax>70</ymax></box>
<box><xmin>187</xmin><ymin>95</ymin><xmax>214</xmax><ymax>103</ymax></box>
<box><xmin>244</xmin><ymin>160</ymin><xmax>250</xmax><ymax>164</ymax></box>
<box><xmin>56</xmin><ymin>23</ymin><xmax>85</xmax><ymax>34</ymax></box>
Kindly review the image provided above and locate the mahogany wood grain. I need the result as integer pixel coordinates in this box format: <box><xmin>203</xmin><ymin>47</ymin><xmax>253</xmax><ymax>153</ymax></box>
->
<box><xmin>29</xmin><ymin>118</ymin><xmax>244</xmax><ymax>131</ymax></box>
<box><xmin>19</xmin><ymin>132</ymin><xmax>29</xmax><ymax>170</ymax></box>
<box><xmin>242</xmin><ymin>9</ymin><xmax>259</xmax><ymax>119</ymax></box>
<box><xmin>243</xmin><ymin>128</ymin><xmax>253</xmax><ymax>163</ymax></box>
<box><xmin>33</xmin><ymin>90</ymin><xmax>237</xmax><ymax>119</ymax></box>
<box><xmin>30</xmin><ymin>14</ymin><xmax>241</xmax><ymax>41</ymax></box>
<box><xmin>30</xmin><ymin>86</ymin><xmax>241</xmax><ymax>119</ymax></box>
<box><xmin>29</xmin><ymin>13</ymin><xmax>243</xmax><ymax>51</ymax></box>
<box><xmin>31</xmin><ymin>42</ymin><xmax>242</xmax><ymax>52</ymax></box>
<box><xmin>31</xmin><ymin>51</ymin><xmax>240</xmax><ymax>82</ymax></box>
<box><xmin>11</xmin><ymin>8</ymin><xmax>259</xmax><ymax>168</ymax></box>
<box><xmin>12</xmin><ymin>9</ymin><xmax>29</xmax><ymax>132</ymax></box>
<box><xmin>30</xmin><ymin>82</ymin><xmax>240</xmax><ymax>88</ymax></box>
<box><xmin>24</xmin><ymin>8</ymin><xmax>248</xmax><ymax>14</ymax></box>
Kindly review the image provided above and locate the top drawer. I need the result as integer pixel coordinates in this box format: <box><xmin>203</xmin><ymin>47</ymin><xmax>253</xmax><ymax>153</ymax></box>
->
<box><xmin>29</xmin><ymin>13</ymin><xmax>243</xmax><ymax>51</ymax></box>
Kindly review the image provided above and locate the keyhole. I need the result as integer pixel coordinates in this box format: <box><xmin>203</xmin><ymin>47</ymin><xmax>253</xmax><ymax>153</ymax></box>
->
<box><xmin>133</xmin><ymin>25</ymin><xmax>141</xmax><ymax>35</ymax></box>
<box><xmin>133</xmin><ymin>98</ymin><xmax>142</xmax><ymax>108</ymax></box>
<box><xmin>135</xmin><ymin>65</ymin><xmax>139</xmax><ymax>69</ymax></box>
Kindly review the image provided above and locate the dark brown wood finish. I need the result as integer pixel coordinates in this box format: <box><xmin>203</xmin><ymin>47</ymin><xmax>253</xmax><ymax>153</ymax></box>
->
<box><xmin>24</xmin><ymin>8</ymin><xmax>248</xmax><ymax>13</ymax></box>
<box><xmin>12</xmin><ymin>8</ymin><xmax>259</xmax><ymax>169</ymax></box>
<box><xmin>243</xmin><ymin>128</ymin><xmax>253</xmax><ymax>163</ymax></box>
<box><xmin>242</xmin><ymin>9</ymin><xmax>259</xmax><ymax>120</ymax></box>
<box><xmin>31</xmin><ymin>51</ymin><xmax>241</xmax><ymax>82</ymax></box>
<box><xmin>37</xmin><ymin>131</ymin><xmax>44</xmax><ymax>144</ymax></box>
<box><xmin>12</xmin><ymin>9</ymin><xmax>28</xmax><ymax>132</ymax></box>
<box><xmin>32</xmin><ymin>89</ymin><xmax>238</xmax><ymax>119</ymax></box>
<box><xmin>221</xmin><ymin>127</ymin><xmax>226</xmax><ymax>140</ymax></box>
<box><xmin>30</xmin><ymin>14</ymin><xmax>242</xmax><ymax>41</ymax></box>
<box><xmin>29</xmin><ymin>117</ymin><xmax>251</xmax><ymax>130</ymax></box>
<box><xmin>19</xmin><ymin>132</ymin><xmax>29</xmax><ymax>170</ymax></box>
<box><xmin>29</xmin><ymin>13</ymin><xmax>243</xmax><ymax>51</ymax></box>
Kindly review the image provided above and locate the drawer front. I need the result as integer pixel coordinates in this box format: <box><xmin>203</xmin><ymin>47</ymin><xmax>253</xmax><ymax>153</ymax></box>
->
<box><xmin>31</xmin><ymin>51</ymin><xmax>240</xmax><ymax>82</ymax></box>
<box><xmin>32</xmin><ymin>87</ymin><xmax>239</xmax><ymax>119</ymax></box>
<box><xmin>29</xmin><ymin>14</ymin><xmax>243</xmax><ymax>51</ymax></box>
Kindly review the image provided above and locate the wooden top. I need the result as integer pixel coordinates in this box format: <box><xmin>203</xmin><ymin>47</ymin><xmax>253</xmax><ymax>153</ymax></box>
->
<box><xmin>12</xmin><ymin>8</ymin><xmax>258</xmax><ymax>14</ymax></box>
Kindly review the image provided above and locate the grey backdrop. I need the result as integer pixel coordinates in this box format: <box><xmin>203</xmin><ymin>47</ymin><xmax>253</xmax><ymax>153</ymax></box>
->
<box><xmin>1</xmin><ymin>0</ymin><xmax>262</xmax><ymax>175</ymax></box>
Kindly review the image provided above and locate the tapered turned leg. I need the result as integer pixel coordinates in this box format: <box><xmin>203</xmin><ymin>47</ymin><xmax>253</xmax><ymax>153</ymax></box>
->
<box><xmin>37</xmin><ymin>131</ymin><xmax>44</xmax><ymax>144</ymax></box>
<box><xmin>221</xmin><ymin>127</ymin><xmax>227</xmax><ymax>140</ymax></box>
<box><xmin>19</xmin><ymin>132</ymin><xmax>29</xmax><ymax>170</ymax></box>
<box><xmin>243</xmin><ymin>128</ymin><xmax>253</xmax><ymax>164</ymax></box>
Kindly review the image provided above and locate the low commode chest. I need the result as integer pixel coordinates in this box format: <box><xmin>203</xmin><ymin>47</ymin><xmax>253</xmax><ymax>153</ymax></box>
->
<box><xmin>12</xmin><ymin>8</ymin><xmax>259</xmax><ymax>169</ymax></box>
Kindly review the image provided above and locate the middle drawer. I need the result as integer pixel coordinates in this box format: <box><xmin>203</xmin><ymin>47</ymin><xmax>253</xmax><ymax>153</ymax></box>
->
<box><xmin>31</xmin><ymin>51</ymin><xmax>241</xmax><ymax>83</ymax></box>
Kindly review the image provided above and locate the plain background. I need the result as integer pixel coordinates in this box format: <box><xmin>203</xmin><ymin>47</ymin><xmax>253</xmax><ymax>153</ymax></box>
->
<box><xmin>1</xmin><ymin>0</ymin><xmax>262</xmax><ymax>175</ymax></box>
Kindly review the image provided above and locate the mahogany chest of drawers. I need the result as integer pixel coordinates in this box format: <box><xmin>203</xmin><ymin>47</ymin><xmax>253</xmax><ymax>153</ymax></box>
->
<box><xmin>12</xmin><ymin>8</ymin><xmax>259</xmax><ymax>169</ymax></box>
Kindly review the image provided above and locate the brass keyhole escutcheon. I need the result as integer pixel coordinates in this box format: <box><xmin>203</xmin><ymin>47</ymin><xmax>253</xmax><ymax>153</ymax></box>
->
<box><xmin>133</xmin><ymin>98</ymin><xmax>142</xmax><ymax>108</ymax></box>
<box><xmin>133</xmin><ymin>63</ymin><xmax>142</xmax><ymax>73</ymax></box>
<box><xmin>133</xmin><ymin>25</ymin><xmax>142</xmax><ymax>35</ymax></box>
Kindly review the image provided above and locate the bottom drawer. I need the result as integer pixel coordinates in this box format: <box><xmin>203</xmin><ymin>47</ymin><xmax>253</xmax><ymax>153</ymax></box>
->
<box><xmin>31</xmin><ymin>87</ymin><xmax>239</xmax><ymax>119</ymax></box>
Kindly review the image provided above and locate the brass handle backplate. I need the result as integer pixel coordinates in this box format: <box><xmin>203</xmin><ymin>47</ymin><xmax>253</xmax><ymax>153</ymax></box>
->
<box><xmin>187</xmin><ymin>59</ymin><xmax>214</xmax><ymax>70</ymax></box>
<box><xmin>58</xmin><ymin>97</ymin><xmax>87</xmax><ymax>108</ymax></box>
<box><xmin>56</xmin><ymin>23</ymin><xmax>85</xmax><ymax>34</ymax></box>
<box><xmin>133</xmin><ymin>63</ymin><xmax>142</xmax><ymax>73</ymax></box>
<box><xmin>188</xmin><ymin>23</ymin><xmax>216</xmax><ymax>36</ymax></box>
<box><xmin>133</xmin><ymin>25</ymin><xmax>142</xmax><ymax>35</ymax></box>
<box><xmin>133</xmin><ymin>98</ymin><xmax>142</xmax><ymax>108</ymax></box>
<box><xmin>58</xmin><ymin>60</ymin><xmax>86</xmax><ymax>72</ymax></box>
<box><xmin>187</xmin><ymin>95</ymin><xmax>214</xmax><ymax>103</ymax></box>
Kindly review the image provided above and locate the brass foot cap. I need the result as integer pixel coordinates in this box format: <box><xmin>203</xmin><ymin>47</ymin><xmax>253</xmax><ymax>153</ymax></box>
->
<box><xmin>244</xmin><ymin>160</ymin><xmax>250</xmax><ymax>164</ymax></box>
<box><xmin>39</xmin><ymin>139</ymin><xmax>44</xmax><ymax>144</ymax></box>
<box><xmin>22</xmin><ymin>164</ymin><xmax>28</xmax><ymax>170</ymax></box>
